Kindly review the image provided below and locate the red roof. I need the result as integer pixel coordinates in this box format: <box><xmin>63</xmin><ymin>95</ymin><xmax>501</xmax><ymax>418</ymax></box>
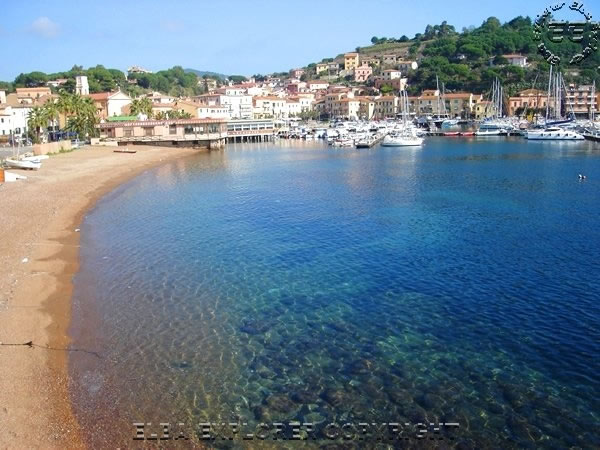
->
<box><xmin>88</xmin><ymin>92</ymin><xmax>113</xmax><ymax>100</ymax></box>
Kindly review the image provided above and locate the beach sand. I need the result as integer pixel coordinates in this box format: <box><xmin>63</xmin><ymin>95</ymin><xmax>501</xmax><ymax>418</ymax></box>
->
<box><xmin>0</xmin><ymin>145</ymin><xmax>199</xmax><ymax>449</ymax></box>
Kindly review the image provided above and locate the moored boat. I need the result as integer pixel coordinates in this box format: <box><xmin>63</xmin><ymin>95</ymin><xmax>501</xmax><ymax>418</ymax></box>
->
<box><xmin>525</xmin><ymin>127</ymin><xmax>584</xmax><ymax>140</ymax></box>
<box><xmin>382</xmin><ymin>133</ymin><xmax>424</xmax><ymax>147</ymax></box>
<box><xmin>4</xmin><ymin>158</ymin><xmax>42</xmax><ymax>170</ymax></box>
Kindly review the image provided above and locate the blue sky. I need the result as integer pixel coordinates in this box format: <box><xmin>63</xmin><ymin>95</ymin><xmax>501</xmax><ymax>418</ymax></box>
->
<box><xmin>0</xmin><ymin>0</ymin><xmax>559</xmax><ymax>80</ymax></box>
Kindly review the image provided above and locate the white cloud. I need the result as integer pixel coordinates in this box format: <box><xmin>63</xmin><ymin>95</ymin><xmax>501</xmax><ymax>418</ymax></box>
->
<box><xmin>29</xmin><ymin>17</ymin><xmax>60</xmax><ymax>38</ymax></box>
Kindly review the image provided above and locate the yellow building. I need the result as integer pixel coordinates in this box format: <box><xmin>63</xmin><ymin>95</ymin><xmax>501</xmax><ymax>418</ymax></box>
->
<box><xmin>444</xmin><ymin>93</ymin><xmax>480</xmax><ymax>118</ymax></box>
<box><xmin>374</xmin><ymin>96</ymin><xmax>400</xmax><ymax>119</ymax></box>
<box><xmin>332</xmin><ymin>98</ymin><xmax>361</xmax><ymax>119</ymax></box>
<box><xmin>474</xmin><ymin>101</ymin><xmax>493</xmax><ymax>120</ymax></box>
<box><xmin>344</xmin><ymin>53</ymin><xmax>360</xmax><ymax>72</ymax></box>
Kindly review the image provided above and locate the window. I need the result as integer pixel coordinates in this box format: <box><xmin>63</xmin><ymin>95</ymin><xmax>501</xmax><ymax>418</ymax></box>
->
<box><xmin>124</xmin><ymin>129</ymin><xmax>133</xmax><ymax>137</ymax></box>
<box><xmin>144</xmin><ymin>127</ymin><xmax>153</xmax><ymax>136</ymax></box>
<box><xmin>169</xmin><ymin>125</ymin><xmax>177</xmax><ymax>135</ymax></box>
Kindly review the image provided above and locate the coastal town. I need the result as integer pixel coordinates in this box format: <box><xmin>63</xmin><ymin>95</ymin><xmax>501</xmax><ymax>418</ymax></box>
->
<box><xmin>2</xmin><ymin>47</ymin><xmax>600</xmax><ymax>158</ymax></box>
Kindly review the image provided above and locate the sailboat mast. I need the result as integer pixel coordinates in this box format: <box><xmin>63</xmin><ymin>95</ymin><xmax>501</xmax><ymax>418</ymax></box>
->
<box><xmin>546</xmin><ymin>65</ymin><xmax>553</xmax><ymax>121</ymax></box>
<box><xmin>592</xmin><ymin>80</ymin><xmax>596</xmax><ymax>122</ymax></box>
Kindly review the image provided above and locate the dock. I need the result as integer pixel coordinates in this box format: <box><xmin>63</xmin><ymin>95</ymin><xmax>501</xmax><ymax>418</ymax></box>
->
<box><xmin>356</xmin><ymin>134</ymin><xmax>385</xmax><ymax>148</ymax></box>
<box><xmin>426</xmin><ymin>131</ymin><xmax>524</xmax><ymax>137</ymax></box>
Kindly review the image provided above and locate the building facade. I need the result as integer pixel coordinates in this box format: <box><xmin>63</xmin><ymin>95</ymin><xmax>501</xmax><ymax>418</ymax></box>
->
<box><xmin>507</xmin><ymin>89</ymin><xmax>550</xmax><ymax>116</ymax></box>
<box><xmin>354</xmin><ymin>64</ymin><xmax>373</xmax><ymax>83</ymax></box>
<box><xmin>88</xmin><ymin>90</ymin><xmax>133</xmax><ymax>118</ymax></box>
<box><xmin>565</xmin><ymin>84</ymin><xmax>598</xmax><ymax>118</ymax></box>
<box><xmin>344</xmin><ymin>53</ymin><xmax>360</xmax><ymax>72</ymax></box>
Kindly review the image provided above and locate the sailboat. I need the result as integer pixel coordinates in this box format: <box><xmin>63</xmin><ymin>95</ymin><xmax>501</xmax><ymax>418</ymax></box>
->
<box><xmin>583</xmin><ymin>81</ymin><xmax>600</xmax><ymax>141</ymax></box>
<box><xmin>525</xmin><ymin>68</ymin><xmax>583</xmax><ymax>141</ymax></box>
<box><xmin>476</xmin><ymin>78</ymin><xmax>510</xmax><ymax>136</ymax></box>
<box><xmin>4</xmin><ymin>133</ymin><xmax>43</xmax><ymax>170</ymax></box>
<box><xmin>382</xmin><ymin>91</ymin><xmax>424</xmax><ymax>147</ymax></box>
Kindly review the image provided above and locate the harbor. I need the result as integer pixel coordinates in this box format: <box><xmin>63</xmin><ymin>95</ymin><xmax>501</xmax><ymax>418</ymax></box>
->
<box><xmin>1</xmin><ymin>2</ymin><xmax>600</xmax><ymax>448</ymax></box>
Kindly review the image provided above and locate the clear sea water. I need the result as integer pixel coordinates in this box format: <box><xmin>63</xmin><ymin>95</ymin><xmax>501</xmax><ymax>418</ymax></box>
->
<box><xmin>70</xmin><ymin>138</ymin><xmax>600</xmax><ymax>448</ymax></box>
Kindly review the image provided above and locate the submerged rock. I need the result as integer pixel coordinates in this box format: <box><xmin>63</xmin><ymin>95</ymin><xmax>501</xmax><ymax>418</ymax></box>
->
<box><xmin>240</xmin><ymin>319</ymin><xmax>270</xmax><ymax>335</ymax></box>
<box><xmin>291</xmin><ymin>390</ymin><xmax>319</xmax><ymax>404</ymax></box>
<box><xmin>321</xmin><ymin>388</ymin><xmax>348</xmax><ymax>407</ymax></box>
<box><xmin>265</xmin><ymin>394</ymin><xmax>297</xmax><ymax>413</ymax></box>
<box><xmin>348</xmin><ymin>358</ymin><xmax>374</xmax><ymax>375</ymax></box>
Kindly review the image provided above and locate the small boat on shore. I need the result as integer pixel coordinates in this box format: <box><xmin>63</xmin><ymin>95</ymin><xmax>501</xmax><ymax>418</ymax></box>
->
<box><xmin>4</xmin><ymin>158</ymin><xmax>42</xmax><ymax>170</ymax></box>
<box><xmin>460</xmin><ymin>131</ymin><xmax>475</xmax><ymax>136</ymax></box>
<box><xmin>444</xmin><ymin>132</ymin><xmax>460</xmax><ymax>137</ymax></box>
<box><xmin>114</xmin><ymin>147</ymin><xmax>137</xmax><ymax>153</ymax></box>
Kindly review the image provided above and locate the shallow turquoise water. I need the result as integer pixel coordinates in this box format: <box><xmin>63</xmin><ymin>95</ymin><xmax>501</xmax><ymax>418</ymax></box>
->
<box><xmin>71</xmin><ymin>138</ymin><xmax>600</xmax><ymax>448</ymax></box>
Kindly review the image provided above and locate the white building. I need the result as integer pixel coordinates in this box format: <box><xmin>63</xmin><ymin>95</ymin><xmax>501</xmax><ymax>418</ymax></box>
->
<box><xmin>88</xmin><ymin>90</ymin><xmax>132</xmax><ymax>118</ymax></box>
<box><xmin>307</xmin><ymin>81</ymin><xmax>329</xmax><ymax>92</ymax></box>
<box><xmin>176</xmin><ymin>101</ymin><xmax>230</xmax><ymax>119</ymax></box>
<box><xmin>286</xmin><ymin>99</ymin><xmax>302</xmax><ymax>117</ymax></box>
<box><xmin>253</xmin><ymin>96</ymin><xmax>287</xmax><ymax>119</ymax></box>
<box><xmin>0</xmin><ymin>90</ymin><xmax>6</xmax><ymax>104</ymax></box>
<box><xmin>128</xmin><ymin>65</ymin><xmax>153</xmax><ymax>74</ymax></box>
<box><xmin>0</xmin><ymin>105</ymin><xmax>30</xmax><ymax>137</ymax></box>
<box><xmin>502</xmin><ymin>54</ymin><xmax>528</xmax><ymax>67</ymax></box>
<box><xmin>146</xmin><ymin>91</ymin><xmax>177</xmax><ymax>104</ymax></box>
<box><xmin>380</xmin><ymin>69</ymin><xmax>402</xmax><ymax>81</ymax></box>
<box><xmin>397</xmin><ymin>60</ymin><xmax>418</xmax><ymax>71</ymax></box>
<box><xmin>0</xmin><ymin>107</ymin><xmax>13</xmax><ymax>136</ymax></box>
<box><xmin>194</xmin><ymin>88</ymin><xmax>253</xmax><ymax>119</ymax></box>
<box><xmin>75</xmin><ymin>75</ymin><xmax>89</xmax><ymax>96</ymax></box>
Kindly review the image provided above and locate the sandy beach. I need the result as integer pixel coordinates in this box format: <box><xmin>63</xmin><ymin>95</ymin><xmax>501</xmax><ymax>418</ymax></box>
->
<box><xmin>0</xmin><ymin>145</ymin><xmax>198</xmax><ymax>449</ymax></box>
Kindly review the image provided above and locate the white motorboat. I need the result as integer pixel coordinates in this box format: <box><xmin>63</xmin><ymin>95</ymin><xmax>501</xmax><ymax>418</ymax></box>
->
<box><xmin>4</xmin><ymin>158</ymin><xmax>42</xmax><ymax>170</ymax></box>
<box><xmin>441</xmin><ymin>118</ymin><xmax>460</xmax><ymax>127</ymax></box>
<box><xmin>381</xmin><ymin>133</ymin><xmax>423</xmax><ymax>147</ymax></box>
<box><xmin>525</xmin><ymin>127</ymin><xmax>584</xmax><ymax>140</ymax></box>
<box><xmin>475</xmin><ymin>128</ymin><xmax>503</xmax><ymax>136</ymax></box>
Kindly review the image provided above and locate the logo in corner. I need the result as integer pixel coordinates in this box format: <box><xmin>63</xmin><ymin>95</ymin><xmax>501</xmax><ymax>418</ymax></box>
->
<box><xmin>533</xmin><ymin>2</ymin><xmax>599</xmax><ymax>65</ymax></box>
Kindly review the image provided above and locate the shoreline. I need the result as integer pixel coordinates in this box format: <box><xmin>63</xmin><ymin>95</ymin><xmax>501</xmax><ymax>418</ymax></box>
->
<box><xmin>0</xmin><ymin>145</ymin><xmax>200</xmax><ymax>448</ymax></box>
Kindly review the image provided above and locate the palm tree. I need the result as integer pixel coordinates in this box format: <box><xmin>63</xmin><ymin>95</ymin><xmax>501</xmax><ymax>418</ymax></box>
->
<box><xmin>130</xmin><ymin>97</ymin><xmax>153</xmax><ymax>117</ymax></box>
<box><xmin>57</xmin><ymin>93</ymin><xmax>99</xmax><ymax>138</ymax></box>
<box><xmin>43</xmin><ymin>100</ymin><xmax>60</xmax><ymax>133</ymax></box>
<box><xmin>27</xmin><ymin>106</ymin><xmax>48</xmax><ymax>143</ymax></box>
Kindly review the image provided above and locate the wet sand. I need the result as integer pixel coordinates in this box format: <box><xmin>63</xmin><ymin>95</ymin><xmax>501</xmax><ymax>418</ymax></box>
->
<box><xmin>0</xmin><ymin>145</ymin><xmax>199</xmax><ymax>449</ymax></box>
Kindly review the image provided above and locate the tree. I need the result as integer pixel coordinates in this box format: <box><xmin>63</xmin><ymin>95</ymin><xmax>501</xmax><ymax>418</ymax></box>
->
<box><xmin>371</xmin><ymin>36</ymin><xmax>379</xmax><ymax>44</ymax></box>
<box><xmin>228</xmin><ymin>75</ymin><xmax>247</xmax><ymax>83</ymax></box>
<box><xmin>14</xmin><ymin>71</ymin><xmax>48</xmax><ymax>87</ymax></box>
<box><xmin>399</xmin><ymin>35</ymin><xmax>409</xmax><ymax>42</ymax></box>
<box><xmin>64</xmin><ymin>96</ymin><xmax>98</xmax><ymax>137</ymax></box>
<box><xmin>493</xmin><ymin>55</ymin><xmax>509</xmax><ymax>66</ymax></box>
<box><xmin>130</xmin><ymin>97</ymin><xmax>153</xmax><ymax>117</ymax></box>
<box><xmin>27</xmin><ymin>106</ymin><xmax>48</xmax><ymax>143</ymax></box>
<box><xmin>380</xmin><ymin>85</ymin><xmax>394</xmax><ymax>95</ymax></box>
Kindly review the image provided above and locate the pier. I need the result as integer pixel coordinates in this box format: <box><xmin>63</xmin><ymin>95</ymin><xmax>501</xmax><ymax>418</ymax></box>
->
<box><xmin>226</xmin><ymin>119</ymin><xmax>276</xmax><ymax>143</ymax></box>
<box><xmin>356</xmin><ymin>134</ymin><xmax>385</xmax><ymax>148</ymax></box>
